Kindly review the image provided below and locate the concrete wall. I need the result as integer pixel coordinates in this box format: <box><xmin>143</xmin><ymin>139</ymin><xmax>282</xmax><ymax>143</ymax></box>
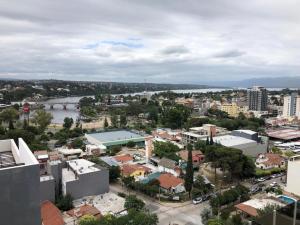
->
<box><xmin>286</xmin><ymin>159</ymin><xmax>300</xmax><ymax>196</ymax></box>
<box><xmin>0</xmin><ymin>164</ymin><xmax>41</xmax><ymax>225</ymax></box>
<box><xmin>48</xmin><ymin>161</ymin><xmax>62</xmax><ymax>198</ymax></box>
<box><xmin>40</xmin><ymin>177</ymin><xmax>55</xmax><ymax>203</ymax></box>
<box><xmin>65</xmin><ymin>168</ymin><xmax>109</xmax><ymax>199</ymax></box>
<box><xmin>231</xmin><ymin>130</ymin><xmax>259</xmax><ymax>142</ymax></box>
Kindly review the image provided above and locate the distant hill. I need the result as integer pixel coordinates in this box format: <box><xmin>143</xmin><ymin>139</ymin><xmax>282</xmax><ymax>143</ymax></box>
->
<box><xmin>212</xmin><ymin>76</ymin><xmax>300</xmax><ymax>88</ymax></box>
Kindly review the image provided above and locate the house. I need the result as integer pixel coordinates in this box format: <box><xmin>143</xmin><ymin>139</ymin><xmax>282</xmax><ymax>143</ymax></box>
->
<box><xmin>235</xmin><ymin>198</ymin><xmax>285</xmax><ymax>217</ymax></box>
<box><xmin>158</xmin><ymin>157</ymin><xmax>181</xmax><ymax>177</ymax></box>
<box><xmin>114</xmin><ymin>154</ymin><xmax>134</xmax><ymax>165</ymax></box>
<box><xmin>178</xmin><ymin>150</ymin><xmax>204</xmax><ymax>167</ymax></box>
<box><xmin>121</xmin><ymin>164</ymin><xmax>151</xmax><ymax>181</ymax></box>
<box><xmin>41</xmin><ymin>200</ymin><xmax>64</xmax><ymax>225</ymax></box>
<box><xmin>67</xmin><ymin>204</ymin><xmax>102</xmax><ymax>219</ymax></box>
<box><xmin>158</xmin><ymin>173</ymin><xmax>185</xmax><ymax>193</ymax></box>
<box><xmin>255</xmin><ymin>153</ymin><xmax>285</xmax><ymax>170</ymax></box>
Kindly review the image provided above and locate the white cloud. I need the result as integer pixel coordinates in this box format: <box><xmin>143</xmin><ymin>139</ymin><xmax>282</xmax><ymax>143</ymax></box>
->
<box><xmin>0</xmin><ymin>0</ymin><xmax>299</xmax><ymax>83</ymax></box>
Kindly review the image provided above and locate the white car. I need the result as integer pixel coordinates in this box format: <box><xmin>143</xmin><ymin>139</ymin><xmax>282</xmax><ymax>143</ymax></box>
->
<box><xmin>270</xmin><ymin>182</ymin><xmax>278</xmax><ymax>187</ymax></box>
<box><xmin>192</xmin><ymin>197</ymin><xmax>203</xmax><ymax>205</ymax></box>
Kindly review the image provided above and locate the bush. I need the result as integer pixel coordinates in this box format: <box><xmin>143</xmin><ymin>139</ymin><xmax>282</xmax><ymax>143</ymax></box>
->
<box><xmin>56</xmin><ymin>194</ymin><xmax>74</xmax><ymax>211</ymax></box>
<box><xmin>126</xmin><ymin>141</ymin><xmax>136</xmax><ymax>148</ymax></box>
<box><xmin>118</xmin><ymin>192</ymin><xmax>127</xmax><ymax>198</ymax></box>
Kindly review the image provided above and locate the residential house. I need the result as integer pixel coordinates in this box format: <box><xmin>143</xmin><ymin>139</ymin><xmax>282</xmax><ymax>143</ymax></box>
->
<box><xmin>41</xmin><ymin>201</ymin><xmax>64</xmax><ymax>225</ymax></box>
<box><xmin>178</xmin><ymin>150</ymin><xmax>205</xmax><ymax>168</ymax></box>
<box><xmin>158</xmin><ymin>157</ymin><xmax>181</xmax><ymax>177</ymax></box>
<box><xmin>121</xmin><ymin>164</ymin><xmax>151</xmax><ymax>181</ymax></box>
<box><xmin>255</xmin><ymin>153</ymin><xmax>286</xmax><ymax>170</ymax></box>
<box><xmin>158</xmin><ymin>173</ymin><xmax>185</xmax><ymax>193</ymax></box>
<box><xmin>114</xmin><ymin>154</ymin><xmax>134</xmax><ymax>165</ymax></box>
<box><xmin>67</xmin><ymin>204</ymin><xmax>102</xmax><ymax>220</ymax></box>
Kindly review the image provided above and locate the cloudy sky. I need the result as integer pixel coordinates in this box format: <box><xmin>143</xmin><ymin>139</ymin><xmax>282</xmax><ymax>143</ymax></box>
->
<box><xmin>0</xmin><ymin>0</ymin><xmax>300</xmax><ymax>84</ymax></box>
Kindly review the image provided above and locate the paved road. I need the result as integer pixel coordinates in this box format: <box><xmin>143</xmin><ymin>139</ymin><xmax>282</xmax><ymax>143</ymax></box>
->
<box><xmin>110</xmin><ymin>183</ymin><xmax>207</xmax><ymax>225</ymax></box>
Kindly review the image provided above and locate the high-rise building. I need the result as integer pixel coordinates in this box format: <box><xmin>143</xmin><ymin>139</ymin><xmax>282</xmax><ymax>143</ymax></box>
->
<box><xmin>0</xmin><ymin>138</ymin><xmax>41</xmax><ymax>225</ymax></box>
<box><xmin>283</xmin><ymin>92</ymin><xmax>300</xmax><ymax>117</ymax></box>
<box><xmin>247</xmin><ymin>86</ymin><xmax>268</xmax><ymax>111</ymax></box>
<box><xmin>283</xmin><ymin>92</ymin><xmax>298</xmax><ymax>116</ymax></box>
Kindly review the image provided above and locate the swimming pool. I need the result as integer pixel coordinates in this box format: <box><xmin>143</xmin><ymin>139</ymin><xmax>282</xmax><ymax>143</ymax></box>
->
<box><xmin>278</xmin><ymin>195</ymin><xmax>297</xmax><ymax>204</ymax></box>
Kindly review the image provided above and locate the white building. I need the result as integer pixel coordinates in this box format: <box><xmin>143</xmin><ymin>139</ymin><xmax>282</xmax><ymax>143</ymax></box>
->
<box><xmin>286</xmin><ymin>155</ymin><xmax>300</xmax><ymax>197</ymax></box>
<box><xmin>283</xmin><ymin>92</ymin><xmax>300</xmax><ymax>117</ymax></box>
<box><xmin>0</xmin><ymin>138</ymin><xmax>41</xmax><ymax>225</ymax></box>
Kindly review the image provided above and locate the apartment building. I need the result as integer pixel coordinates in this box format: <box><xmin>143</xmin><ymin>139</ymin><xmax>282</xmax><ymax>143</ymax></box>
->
<box><xmin>62</xmin><ymin>159</ymin><xmax>109</xmax><ymax>199</ymax></box>
<box><xmin>247</xmin><ymin>86</ymin><xmax>268</xmax><ymax>111</ymax></box>
<box><xmin>286</xmin><ymin>156</ymin><xmax>300</xmax><ymax>197</ymax></box>
<box><xmin>0</xmin><ymin>138</ymin><xmax>41</xmax><ymax>225</ymax></box>
<box><xmin>283</xmin><ymin>92</ymin><xmax>300</xmax><ymax>117</ymax></box>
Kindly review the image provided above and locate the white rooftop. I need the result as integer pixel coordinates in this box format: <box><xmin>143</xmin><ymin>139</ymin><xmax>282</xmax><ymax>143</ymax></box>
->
<box><xmin>68</xmin><ymin>159</ymin><xmax>100</xmax><ymax>175</ymax></box>
<box><xmin>235</xmin><ymin>130</ymin><xmax>257</xmax><ymax>135</ymax></box>
<box><xmin>183</xmin><ymin>132</ymin><xmax>206</xmax><ymax>138</ymax></box>
<box><xmin>207</xmin><ymin>135</ymin><xmax>256</xmax><ymax>147</ymax></box>
<box><xmin>58</xmin><ymin>148</ymin><xmax>83</xmax><ymax>155</ymax></box>
<box><xmin>242</xmin><ymin>198</ymin><xmax>284</xmax><ymax>210</ymax></box>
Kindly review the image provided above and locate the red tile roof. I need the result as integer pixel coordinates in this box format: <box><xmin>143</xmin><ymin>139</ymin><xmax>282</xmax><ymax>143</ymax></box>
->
<box><xmin>67</xmin><ymin>204</ymin><xmax>102</xmax><ymax>219</ymax></box>
<box><xmin>41</xmin><ymin>201</ymin><xmax>64</xmax><ymax>225</ymax></box>
<box><xmin>257</xmin><ymin>153</ymin><xmax>285</xmax><ymax>167</ymax></box>
<box><xmin>235</xmin><ymin>203</ymin><xmax>258</xmax><ymax>217</ymax></box>
<box><xmin>158</xmin><ymin>173</ymin><xmax>184</xmax><ymax>189</ymax></box>
<box><xmin>121</xmin><ymin>164</ymin><xmax>151</xmax><ymax>176</ymax></box>
<box><xmin>114</xmin><ymin>154</ymin><xmax>133</xmax><ymax>163</ymax></box>
<box><xmin>178</xmin><ymin>150</ymin><xmax>204</xmax><ymax>161</ymax></box>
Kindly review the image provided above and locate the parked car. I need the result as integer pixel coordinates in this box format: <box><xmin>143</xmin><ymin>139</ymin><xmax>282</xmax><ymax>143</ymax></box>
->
<box><xmin>192</xmin><ymin>197</ymin><xmax>203</xmax><ymax>205</ymax></box>
<box><xmin>270</xmin><ymin>181</ymin><xmax>278</xmax><ymax>187</ymax></box>
<box><xmin>257</xmin><ymin>177</ymin><xmax>267</xmax><ymax>182</ymax></box>
<box><xmin>250</xmin><ymin>186</ymin><xmax>262</xmax><ymax>194</ymax></box>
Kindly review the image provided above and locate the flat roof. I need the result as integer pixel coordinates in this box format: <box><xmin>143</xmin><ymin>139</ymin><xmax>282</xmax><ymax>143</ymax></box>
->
<box><xmin>68</xmin><ymin>159</ymin><xmax>100</xmax><ymax>175</ymax></box>
<box><xmin>86</xmin><ymin>130</ymin><xmax>144</xmax><ymax>144</ymax></box>
<box><xmin>234</xmin><ymin>130</ymin><xmax>257</xmax><ymax>135</ymax></box>
<box><xmin>266</xmin><ymin>129</ymin><xmax>300</xmax><ymax>140</ymax></box>
<box><xmin>206</xmin><ymin>135</ymin><xmax>256</xmax><ymax>147</ymax></box>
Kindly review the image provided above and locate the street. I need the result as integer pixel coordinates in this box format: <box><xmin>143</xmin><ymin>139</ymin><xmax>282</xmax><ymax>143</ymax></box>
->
<box><xmin>110</xmin><ymin>183</ymin><xmax>207</xmax><ymax>225</ymax></box>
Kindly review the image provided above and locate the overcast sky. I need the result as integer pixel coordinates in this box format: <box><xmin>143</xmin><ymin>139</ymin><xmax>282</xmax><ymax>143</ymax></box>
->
<box><xmin>0</xmin><ymin>0</ymin><xmax>300</xmax><ymax>84</ymax></box>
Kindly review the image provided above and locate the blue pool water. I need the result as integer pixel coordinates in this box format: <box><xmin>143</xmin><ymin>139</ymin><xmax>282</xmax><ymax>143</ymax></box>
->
<box><xmin>278</xmin><ymin>195</ymin><xmax>296</xmax><ymax>204</ymax></box>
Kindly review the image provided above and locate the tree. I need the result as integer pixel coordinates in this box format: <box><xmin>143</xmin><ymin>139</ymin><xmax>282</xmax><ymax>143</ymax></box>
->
<box><xmin>55</xmin><ymin>194</ymin><xmax>73</xmax><ymax>211</ymax></box>
<box><xmin>63</xmin><ymin>117</ymin><xmax>73</xmax><ymax>129</ymax></box>
<box><xmin>120</xmin><ymin>114</ymin><xmax>127</xmax><ymax>127</ymax></box>
<box><xmin>257</xmin><ymin>203</ymin><xmax>280</xmax><ymax>217</ymax></box>
<box><xmin>104</xmin><ymin>117</ymin><xmax>109</xmax><ymax>128</ymax></box>
<box><xmin>71</xmin><ymin>138</ymin><xmax>84</xmax><ymax>149</ymax></box>
<box><xmin>124</xmin><ymin>195</ymin><xmax>145</xmax><ymax>211</ymax></box>
<box><xmin>126</xmin><ymin>141</ymin><xmax>136</xmax><ymax>148</ymax></box>
<box><xmin>185</xmin><ymin>144</ymin><xmax>194</xmax><ymax>197</ymax></box>
<box><xmin>31</xmin><ymin>109</ymin><xmax>53</xmax><ymax>132</ymax></box>
<box><xmin>200</xmin><ymin>208</ymin><xmax>213</xmax><ymax>225</ymax></box>
<box><xmin>209</xmin><ymin>132</ymin><xmax>214</xmax><ymax>145</ymax></box>
<box><xmin>0</xmin><ymin>107</ymin><xmax>19</xmax><ymax>127</ymax></box>
<box><xmin>111</xmin><ymin>114</ymin><xmax>118</xmax><ymax>128</ymax></box>
<box><xmin>231</xmin><ymin>214</ymin><xmax>243</xmax><ymax>225</ymax></box>
<box><xmin>79</xmin><ymin>215</ymin><xmax>99</xmax><ymax>225</ymax></box>
<box><xmin>79</xmin><ymin>97</ymin><xmax>95</xmax><ymax>108</ymax></box>
<box><xmin>206</xmin><ymin>136</ymin><xmax>210</xmax><ymax>145</ymax></box>
<box><xmin>153</xmin><ymin>141</ymin><xmax>180</xmax><ymax>161</ymax></box>
<box><xmin>109</xmin><ymin>166</ymin><xmax>121</xmax><ymax>182</ymax></box>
